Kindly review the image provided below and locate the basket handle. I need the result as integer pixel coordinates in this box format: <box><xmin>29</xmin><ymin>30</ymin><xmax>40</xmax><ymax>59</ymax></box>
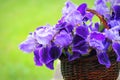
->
<box><xmin>87</xmin><ymin>8</ymin><xmax>109</xmax><ymax>30</ymax></box>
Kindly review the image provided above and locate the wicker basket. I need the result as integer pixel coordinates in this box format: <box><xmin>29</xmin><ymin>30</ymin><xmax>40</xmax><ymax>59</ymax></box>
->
<box><xmin>59</xmin><ymin>50</ymin><xmax>119</xmax><ymax>80</ymax></box>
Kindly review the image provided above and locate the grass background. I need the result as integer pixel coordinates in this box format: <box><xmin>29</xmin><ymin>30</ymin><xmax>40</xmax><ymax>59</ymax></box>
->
<box><xmin>0</xmin><ymin>0</ymin><xmax>94</xmax><ymax>80</ymax></box>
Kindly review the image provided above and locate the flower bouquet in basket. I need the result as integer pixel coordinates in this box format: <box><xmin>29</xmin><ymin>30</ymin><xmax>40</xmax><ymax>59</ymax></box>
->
<box><xmin>19</xmin><ymin>0</ymin><xmax>120</xmax><ymax>80</ymax></box>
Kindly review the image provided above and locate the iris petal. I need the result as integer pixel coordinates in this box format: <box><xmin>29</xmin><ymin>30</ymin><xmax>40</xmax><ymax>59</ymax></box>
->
<box><xmin>54</xmin><ymin>30</ymin><xmax>72</xmax><ymax>47</ymax></box>
<box><xmin>69</xmin><ymin>50</ymin><xmax>81</xmax><ymax>61</ymax></box>
<box><xmin>62</xmin><ymin>1</ymin><xmax>76</xmax><ymax>16</ymax></box>
<box><xmin>89</xmin><ymin>39</ymin><xmax>104</xmax><ymax>50</ymax></box>
<box><xmin>90</xmin><ymin>32</ymin><xmax>105</xmax><ymax>40</ymax></box>
<box><xmin>76</xmin><ymin>26</ymin><xmax>89</xmax><ymax>39</ymax></box>
<box><xmin>34</xmin><ymin>48</ymin><xmax>43</xmax><ymax>66</ymax></box>
<box><xmin>45</xmin><ymin>61</ymin><xmax>54</xmax><ymax>70</ymax></box>
<box><xmin>19</xmin><ymin>35</ymin><xmax>35</xmax><ymax>53</ymax></box>
<box><xmin>72</xmin><ymin>34</ymin><xmax>84</xmax><ymax>45</ymax></box>
<box><xmin>49</xmin><ymin>46</ymin><xmax>61</xmax><ymax>60</ymax></box>
<box><xmin>72</xmin><ymin>33</ymin><xmax>88</xmax><ymax>55</ymax></box>
<box><xmin>40</xmin><ymin>47</ymin><xmax>52</xmax><ymax>64</ymax></box>
<box><xmin>77</xmin><ymin>3</ymin><xmax>87</xmax><ymax>16</ymax></box>
<box><xmin>66</xmin><ymin>24</ymin><xmax>73</xmax><ymax>32</ymax></box>
<box><xmin>95</xmin><ymin>0</ymin><xmax>109</xmax><ymax>17</ymax></box>
<box><xmin>113</xmin><ymin>5</ymin><xmax>120</xmax><ymax>19</ymax></box>
<box><xmin>97</xmin><ymin>52</ymin><xmax>111</xmax><ymax>68</ymax></box>
<box><xmin>112</xmin><ymin>42</ymin><xmax>120</xmax><ymax>61</ymax></box>
<box><xmin>73</xmin><ymin>42</ymin><xmax>88</xmax><ymax>54</ymax></box>
<box><xmin>64</xmin><ymin>10</ymin><xmax>82</xmax><ymax>26</ymax></box>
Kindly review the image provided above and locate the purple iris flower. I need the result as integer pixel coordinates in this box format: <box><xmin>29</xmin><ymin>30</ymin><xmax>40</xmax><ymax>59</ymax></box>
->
<box><xmin>19</xmin><ymin>0</ymin><xmax>120</xmax><ymax>70</ymax></box>
<box><xmin>88</xmin><ymin>31</ymin><xmax>111</xmax><ymax>67</ymax></box>
<box><xmin>63</xmin><ymin>1</ymin><xmax>92</xmax><ymax>27</ymax></box>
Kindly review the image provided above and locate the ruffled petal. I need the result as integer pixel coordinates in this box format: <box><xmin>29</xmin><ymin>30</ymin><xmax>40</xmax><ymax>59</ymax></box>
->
<box><xmin>64</xmin><ymin>10</ymin><xmax>82</xmax><ymax>26</ymax></box>
<box><xmin>35</xmin><ymin>25</ymin><xmax>56</xmax><ymax>45</ymax></box>
<box><xmin>54</xmin><ymin>30</ymin><xmax>72</xmax><ymax>47</ymax></box>
<box><xmin>19</xmin><ymin>35</ymin><xmax>35</xmax><ymax>53</ymax></box>
<box><xmin>62</xmin><ymin>1</ymin><xmax>76</xmax><ymax>16</ymax></box>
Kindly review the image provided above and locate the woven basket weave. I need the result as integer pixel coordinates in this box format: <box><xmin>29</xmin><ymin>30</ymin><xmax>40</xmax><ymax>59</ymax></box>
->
<box><xmin>60</xmin><ymin>50</ymin><xmax>119</xmax><ymax>80</ymax></box>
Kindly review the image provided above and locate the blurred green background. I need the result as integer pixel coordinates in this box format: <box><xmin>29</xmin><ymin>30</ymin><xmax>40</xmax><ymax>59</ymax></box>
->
<box><xmin>0</xmin><ymin>0</ymin><xmax>94</xmax><ymax>80</ymax></box>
